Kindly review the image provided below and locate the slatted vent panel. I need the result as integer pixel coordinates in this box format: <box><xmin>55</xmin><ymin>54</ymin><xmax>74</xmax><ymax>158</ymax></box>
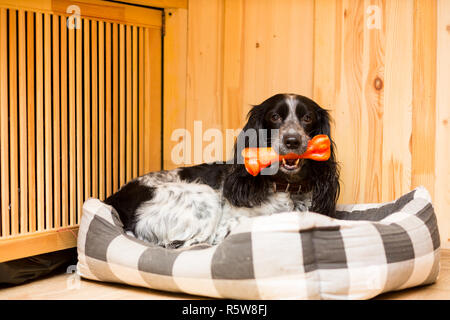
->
<box><xmin>0</xmin><ymin>7</ymin><xmax>161</xmax><ymax>239</ymax></box>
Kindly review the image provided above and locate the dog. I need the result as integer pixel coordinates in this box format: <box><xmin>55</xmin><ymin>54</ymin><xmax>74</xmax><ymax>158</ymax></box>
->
<box><xmin>104</xmin><ymin>94</ymin><xmax>340</xmax><ymax>248</ymax></box>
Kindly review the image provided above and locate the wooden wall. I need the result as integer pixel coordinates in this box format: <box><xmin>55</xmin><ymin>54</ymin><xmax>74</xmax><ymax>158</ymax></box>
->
<box><xmin>165</xmin><ymin>0</ymin><xmax>449</xmax><ymax>248</ymax></box>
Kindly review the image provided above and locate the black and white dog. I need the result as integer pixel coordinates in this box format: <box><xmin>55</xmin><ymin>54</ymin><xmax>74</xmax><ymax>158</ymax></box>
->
<box><xmin>105</xmin><ymin>94</ymin><xmax>340</xmax><ymax>248</ymax></box>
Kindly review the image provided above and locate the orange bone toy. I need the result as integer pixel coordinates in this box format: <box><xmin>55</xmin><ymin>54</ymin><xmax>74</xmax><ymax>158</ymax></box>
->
<box><xmin>241</xmin><ymin>134</ymin><xmax>331</xmax><ymax>176</ymax></box>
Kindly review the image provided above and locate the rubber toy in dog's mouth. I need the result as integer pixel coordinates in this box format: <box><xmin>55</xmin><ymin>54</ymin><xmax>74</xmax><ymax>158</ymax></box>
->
<box><xmin>241</xmin><ymin>134</ymin><xmax>331</xmax><ymax>176</ymax></box>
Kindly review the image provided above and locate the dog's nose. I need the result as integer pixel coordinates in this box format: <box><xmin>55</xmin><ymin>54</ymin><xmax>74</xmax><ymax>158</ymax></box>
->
<box><xmin>283</xmin><ymin>135</ymin><xmax>301</xmax><ymax>149</ymax></box>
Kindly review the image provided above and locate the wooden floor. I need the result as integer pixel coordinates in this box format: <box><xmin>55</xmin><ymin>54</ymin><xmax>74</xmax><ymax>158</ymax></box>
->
<box><xmin>1</xmin><ymin>249</ymin><xmax>449</xmax><ymax>300</ymax></box>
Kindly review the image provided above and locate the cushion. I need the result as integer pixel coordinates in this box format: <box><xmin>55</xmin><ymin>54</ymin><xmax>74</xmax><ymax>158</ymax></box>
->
<box><xmin>76</xmin><ymin>186</ymin><xmax>440</xmax><ymax>299</ymax></box>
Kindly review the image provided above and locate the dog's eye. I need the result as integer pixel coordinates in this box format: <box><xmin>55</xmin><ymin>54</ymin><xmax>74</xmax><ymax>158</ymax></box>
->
<box><xmin>271</xmin><ymin>114</ymin><xmax>281</xmax><ymax>122</ymax></box>
<box><xmin>303</xmin><ymin>114</ymin><xmax>312</xmax><ymax>123</ymax></box>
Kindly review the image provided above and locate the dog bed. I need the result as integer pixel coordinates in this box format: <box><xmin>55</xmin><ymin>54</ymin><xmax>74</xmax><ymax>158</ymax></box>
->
<box><xmin>76</xmin><ymin>186</ymin><xmax>440</xmax><ymax>299</ymax></box>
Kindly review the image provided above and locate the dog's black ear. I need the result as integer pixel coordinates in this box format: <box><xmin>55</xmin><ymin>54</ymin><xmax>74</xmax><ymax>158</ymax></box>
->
<box><xmin>223</xmin><ymin>104</ymin><xmax>269</xmax><ymax>207</ymax></box>
<box><xmin>308</xmin><ymin>157</ymin><xmax>340</xmax><ymax>217</ymax></box>
<box><xmin>223</xmin><ymin>164</ymin><xmax>269</xmax><ymax>207</ymax></box>
<box><xmin>313</xmin><ymin>108</ymin><xmax>332</xmax><ymax>136</ymax></box>
<box><xmin>308</xmin><ymin>108</ymin><xmax>340</xmax><ymax>216</ymax></box>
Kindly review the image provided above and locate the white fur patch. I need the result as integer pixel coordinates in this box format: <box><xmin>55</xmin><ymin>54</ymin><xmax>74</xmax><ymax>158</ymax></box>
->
<box><xmin>129</xmin><ymin>169</ymin><xmax>312</xmax><ymax>248</ymax></box>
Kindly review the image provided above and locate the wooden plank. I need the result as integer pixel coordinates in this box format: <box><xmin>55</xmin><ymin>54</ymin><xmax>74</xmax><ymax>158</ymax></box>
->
<box><xmin>0</xmin><ymin>8</ymin><xmax>9</xmax><ymax>237</ymax></box>
<box><xmin>60</xmin><ymin>14</ymin><xmax>68</xmax><ymax>227</ymax></box>
<box><xmin>239</xmin><ymin>0</ymin><xmax>314</xmax><ymax>120</ymax></box>
<box><xmin>27</xmin><ymin>11</ymin><xmax>36</xmax><ymax>232</ymax></box>
<box><xmin>221</xmin><ymin>0</ymin><xmax>315</xmax><ymax>160</ymax></box>
<box><xmin>105</xmin><ymin>22</ymin><xmax>112</xmax><ymax>197</ymax></box>
<box><xmin>411</xmin><ymin>0</ymin><xmax>436</xmax><ymax>198</ymax></box>
<box><xmin>35</xmin><ymin>12</ymin><xmax>45</xmax><ymax>231</ymax></box>
<box><xmin>119</xmin><ymin>24</ymin><xmax>126</xmax><ymax>187</ymax></box>
<box><xmin>18</xmin><ymin>10</ymin><xmax>28</xmax><ymax>234</ymax></box>
<box><xmin>332</xmin><ymin>0</ymin><xmax>366</xmax><ymax>203</ymax></box>
<box><xmin>9</xmin><ymin>9</ymin><xmax>19</xmax><ymax>235</ymax></box>
<box><xmin>382</xmin><ymin>0</ymin><xmax>413</xmax><ymax>201</ymax></box>
<box><xmin>313</xmin><ymin>0</ymin><xmax>338</xmax><ymax>110</ymax></box>
<box><xmin>113</xmin><ymin>23</ymin><xmax>119</xmax><ymax>192</ymax></box>
<box><xmin>361</xmin><ymin>0</ymin><xmax>385</xmax><ymax>203</ymax></box>
<box><xmin>145</xmin><ymin>27</ymin><xmax>162</xmax><ymax>172</ymax></box>
<box><xmin>186</xmin><ymin>0</ymin><xmax>224</xmax><ymax>165</ymax></box>
<box><xmin>132</xmin><ymin>25</ymin><xmax>138</xmax><ymax>179</ymax></box>
<box><xmin>98</xmin><ymin>21</ymin><xmax>105</xmax><ymax>200</ymax></box>
<box><xmin>126</xmin><ymin>25</ymin><xmax>132</xmax><ymax>182</ymax></box>
<box><xmin>138</xmin><ymin>27</ymin><xmax>144</xmax><ymax>175</ymax></box>
<box><xmin>163</xmin><ymin>8</ymin><xmax>187</xmax><ymax>170</ymax></box>
<box><xmin>84</xmin><ymin>19</ymin><xmax>91</xmax><ymax>202</ymax></box>
<box><xmin>143</xmin><ymin>28</ymin><xmax>151</xmax><ymax>172</ymax></box>
<box><xmin>0</xmin><ymin>226</ymin><xmax>79</xmax><ymax>263</ymax></box>
<box><xmin>436</xmin><ymin>0</ymin><xmax>450</xmax><ymax>249</ymax></box>
<box><xmin>92</xmin><ymin>20</ymin><xmax>98</xmax><ymax>199</ymax></box>
<box><xmin>68</xmin><ymin>22</ymin><xmax>76</xmax><ymax>226</ymax></box>
<box><xmin>313</xmin><ymin>0</ymin><xmax>343</xmax><ymax>204</ymax></box>
<box><xmin>222</xmin><ymin>0</ymin><xmax>244</xmax><ymax>160</ymax></box>
<box><xmin>52</xmin><ymin>13</ymin><xmax>61</xmax><ymax>229</ymax></box>
<box><xmin>44</xmin><ymin>13</ymin><xmax>53</xmax><ymax>229</ymax></box>
<box><xmin>76</xmin><ymin>18</ymin><xmax>83</xmax><ymax>223</ymax></box>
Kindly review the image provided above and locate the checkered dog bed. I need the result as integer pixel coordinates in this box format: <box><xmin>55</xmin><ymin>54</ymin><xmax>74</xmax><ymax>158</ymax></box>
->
<box><xmin>76</xmin><ymin>186</ymin><xmax>440</xmax><ymax>299</ymax></box>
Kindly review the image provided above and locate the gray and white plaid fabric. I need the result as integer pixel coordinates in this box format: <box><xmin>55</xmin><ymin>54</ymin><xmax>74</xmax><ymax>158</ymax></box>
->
<box><xmin>77</xmin><ymin>186</ymin><xmax>440</xmax><ymax>299</ymax></box>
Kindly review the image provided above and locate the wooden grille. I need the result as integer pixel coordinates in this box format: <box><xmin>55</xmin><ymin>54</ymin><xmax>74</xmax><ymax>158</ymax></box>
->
<box><xmin>0</xmin><ymin>1</ymin><xmax>162</xmax><ymax>260</ymax></box>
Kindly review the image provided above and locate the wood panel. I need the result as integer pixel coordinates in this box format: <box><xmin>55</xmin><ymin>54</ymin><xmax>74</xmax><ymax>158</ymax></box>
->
<box><xmin>35</xmin><ymin>12</ymin><xmax>45</xmax><ymax>231</ymax></box>
<box><xmin>436</xmin><ymin>0</ymin><xmax>450</xmax><ymax>247</ymax></box>
<box><xmin>53</xmin><ymin>14</ymin><xmax>61</xmax><ymax>229</ymax></box>
<box><xmin>98</xmin><ymin>21</ymin><xmax>105</xmax><ymax>200</ymax></box>
<box><xmin>138</xmin><ymin>27</ymin><xmax>145</xmax><ymax>174</ymax></box>
<box><xmin>181</xmin><ymin>0</ymin><xmax>448</xmax><ymax>247</ymax></box>
<box><xmin>126</xmin><ymin>25</ymin><xmax>133</xmax><ymax>182</ymax></box>
<box><xmin>27</xmin><ymin>11</ymin><xmax>36</xmax><ymax>232</ymax></box>
<box><xmin>186</xmin><ymin>0</ymin><xmax>224</xmax><ymax>165</ymax></box>
<box><xmin>68</xmin><ymin>20</ymin><xmax>76</xmax><ymax>226</ymax></box>
<box><xmin>0</xmin><ymin>8</ymin><xmax>9</xmax><ymax>237</ymax></box>
<box><xmin>92</xmin><ymin>20</ymin><xmax>99</xmax><ymax>199</ymax></box>
<box><xmin>312</xmin><ymin>0</ymin><xmax>446</xmax><ymax>246</ymax></box>
<box><xmin>412</xmin><ymin>0</ymin><xmax>436</xmax><ymax>197</ymax></box>
<box><xmin>119</xmin><ymin>24</ymin><xmax>126</xmax><ymax>187</ymax></box>
<box><xmin>60</xmin><ymin>14</ymin><xmax>68</xmax><ymax>228</ymax></box>
<box><xmin>44</xmin><ymin>13</ymin><xmax>53</xmax><ymax>229</ymax></box>
<box><xmin>9</xmin><ymin>10</ymin><xmax>19</xmax><ymax>235</ymax></box>
<box><xmin>0</xmin><ymin>2</ymin><xmax>164</xmax><ymax>261</ymax></box>
<box><xmin>144</xmin><ymin>27</ymin><xmax>162</xmax><ymax>173</ymax></box>
<box><xmin>112</xmin><ymin>23</ymin><xmax>119</xmax><ymax>192</ymax></box>
<box><xmin>163</xmin><ymin>8</ymin><xmax>188</xmax><ymax>170</ymax></box>
<box><xmin>132</xmin><ymin>25</ymin><xmax>138</xmax><ymax>178</ymax></box>
<box><xmin>105</xmin><ymin>22</ymin><xmax>112</xmax><ymax>197</ymax></box>
<box><xmin>18</xmin><ymin>11</ymin><xmax>27</xmax><ymax>233</ymax></box>
<box><xmin>76</xmin><ymin>18</ymin><xmax>83</xmax><ymax>224</ymax></box>
<box><xmin>238</xmin><ymin>0</ymin><xmax>314</xmax><ymax>121</ymax></box>
<box><xmin>162</xmin><ymin>0</ymin><xmax>315</xmax><ymax>168</ymax></box>
<box><xmin>382</xmin><ymin>0</ymin><xmax>413</xmax><ymax>202</ymax></box>
<box><xmin>84</xmin><ymin>19</ymin><xmax>91</xmax><ymax>202</ymax></box>
<box><xmin>221</xmin><ymin>0</ymin><xmax>314</xmax><ymax>161</ymax></box>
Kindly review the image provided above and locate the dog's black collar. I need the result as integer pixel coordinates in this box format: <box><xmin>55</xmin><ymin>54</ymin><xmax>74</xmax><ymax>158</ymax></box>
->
<box><xmin>271</xmin><ymin>181</ymin><xmax>310</xmax><ymax>194</ymax></box>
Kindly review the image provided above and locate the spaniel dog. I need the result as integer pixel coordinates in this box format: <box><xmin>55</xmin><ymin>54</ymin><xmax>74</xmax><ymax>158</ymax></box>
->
<box><xmin>105</xmin><ymin>94</ymin><xmax>340</xmax><ymax>248</ymax></box>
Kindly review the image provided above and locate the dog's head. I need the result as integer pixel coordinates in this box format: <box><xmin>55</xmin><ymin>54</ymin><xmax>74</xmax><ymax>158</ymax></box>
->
<box><xmin>224</xmin><ymin>93</ymin><xmax>340</xmax><ymax>216</ymax></box>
